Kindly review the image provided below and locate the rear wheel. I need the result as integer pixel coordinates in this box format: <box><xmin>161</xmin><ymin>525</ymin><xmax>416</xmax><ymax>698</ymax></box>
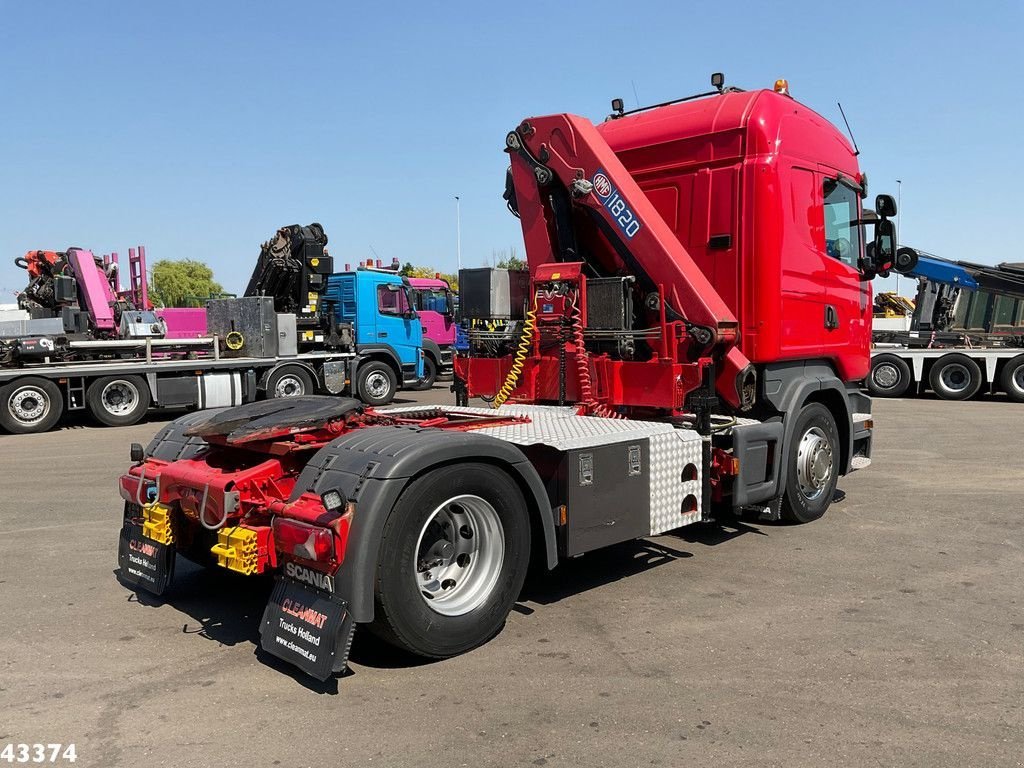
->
<box><xmin>929</xmin><ymin>354</ymin><xmax>982</xmax><ymax>400</ymax></box>
<box><xmin>87</xmin><ymin>375</ymin><xmax>151</xmax><ymax>427</ymax></box>
<box><xmin>999</xmin><ymin>355</ymin><xmax>1024</xmax><ymax>403</ymax></box>
<box><xmin>866</xmin><ymin>354</ymin><xmax>912</xmax><ymax>397</ymax></box>
<box><xmin>266</xmin><ymin>366</ymin><xmax>314</xmax><ymax>399</ymax></box>
<box><xmin>781</xmin><ymin>403</ymin><xmax>840</xmax><ymax>523</ymax></box>
<box><xmin>0</xmin><ymin>377</ymin><xmax>64</xmax><ymax>434</ymax></box>
<box><xmin>357</xmin><ymin>361</ymin><xmax>397</xmax><ymax>406</ymax></box>
<box><xmin>367</xmin><ymin>463</ymin><xmax>531</xmax><ymax>658</ymax></box>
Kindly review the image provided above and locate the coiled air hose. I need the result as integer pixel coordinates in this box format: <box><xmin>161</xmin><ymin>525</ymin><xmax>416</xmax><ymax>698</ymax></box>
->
<box><xmin>569</xmin><ymin>291</ymin><xmax>622</xmax><ymax>418</ymax></box>
<box><xmin>492</xmin><ymin>296</ymin><xmax>538</xmax><ymax>408</ymax></box>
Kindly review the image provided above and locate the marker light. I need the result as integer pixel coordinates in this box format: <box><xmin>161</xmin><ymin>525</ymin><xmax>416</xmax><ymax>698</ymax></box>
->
<box><xmin>774</xmin><ymin>79</ymin><xmax>790</xmax><ymax>95</ymax></box>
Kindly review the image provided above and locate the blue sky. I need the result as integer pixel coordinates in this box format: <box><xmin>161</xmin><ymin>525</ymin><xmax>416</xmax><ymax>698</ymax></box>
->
<box><xmin>1</xmin><ymin>0</ymin><xmax>1020</xmax><ymax>299</ymax></box>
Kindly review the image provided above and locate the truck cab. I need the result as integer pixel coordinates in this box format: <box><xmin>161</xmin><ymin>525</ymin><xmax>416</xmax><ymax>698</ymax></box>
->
<box><xmin>407</xmin><ymin>276</ymin><xmax>456</xmax><ymax>386</ymax></box>
<box><xmin>322</xmin><ymin>269</ymin><xmax>424</xmax><ymax>405</ymax></box>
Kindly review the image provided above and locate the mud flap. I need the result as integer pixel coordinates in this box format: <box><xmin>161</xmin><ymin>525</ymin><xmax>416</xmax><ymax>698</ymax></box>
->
<box><xmin>259</xmin><ymin>575</ymin><xmax>355</xmax><ymax>681</ymax></box>
<box><xmin>117</xmin><ymin>519</ymin><xmax>175</xmax><ymax>596</ymax></box>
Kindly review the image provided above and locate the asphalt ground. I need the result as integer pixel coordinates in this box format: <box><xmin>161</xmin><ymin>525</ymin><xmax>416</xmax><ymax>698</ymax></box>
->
<box><xmin>1</xmin><ymin>390</ymin><xmax>1022</xmax><ymax>767</ymax></box>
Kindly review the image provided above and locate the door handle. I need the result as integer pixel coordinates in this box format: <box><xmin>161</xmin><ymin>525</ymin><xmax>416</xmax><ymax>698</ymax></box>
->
<box><xmin>378</xmin><ymin>332</ymin><xmax>388</xmax><ymax>338</ymax></box>
<box><xmin>824</xmin><ymin>304</ymin><xmax>839</xmax><ymax>331</ymax></box>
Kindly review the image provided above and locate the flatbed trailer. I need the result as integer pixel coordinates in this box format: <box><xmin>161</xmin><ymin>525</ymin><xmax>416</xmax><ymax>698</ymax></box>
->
<box><xmin>0</xmin><ymin>335</ymin><xmax>369</xmax><ymax>433</ymax></box>
<box><xmin>868</xmin><ymin>344</ymin><xmax>1024</xmax><ymax>401</ymax></box>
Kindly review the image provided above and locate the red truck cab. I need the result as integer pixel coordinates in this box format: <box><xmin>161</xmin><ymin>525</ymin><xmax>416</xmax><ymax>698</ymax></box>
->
<box><xmin>597</xmin><ymin>86</ymin><xmax>872</xmax><ymax>384</ymax></box>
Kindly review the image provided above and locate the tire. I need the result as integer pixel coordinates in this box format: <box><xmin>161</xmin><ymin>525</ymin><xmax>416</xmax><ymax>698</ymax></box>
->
<box><xmin>266</xmin><ymin>366</ymin><xmax>315</xmax><ymax>399</ymax></box>
<box><xmin>367</xmin><ymin>463</ymin><xmax>531</xmax><ymax>659</ymax></box>
<box><xmin>86</xmin><ymin>375</ymin><xmax>151</xmax><ymax>427</ymax></box>
<box><xmin>780</xmin><ymin>403</ymin><xmax>840</xmax><ymax>524</ymax></box>
<box><xmin>356</xmin><ymin>361</ymin><xmax>397</xmax><ymax>406</ymax></box>
<box><xmin>866</xmin><ymin>354</ymin><xmax>913</xmax><ymax>397</ymax></box>
<box><xmin>998</xmin><ymin>355</ymin><xmax>1024</xmax><ymax>403</ymax></box>
<box><xmin>929</xmin><ymin>354</ymin><xmax>982</xmax><ymax>401</ymax></box>
<box><xmin>0</xmin><ymin>377</ymin><xmax>64</xmax><ymax>434</ymax></box>
<box><xmin>416</xmin><ymin>356</ymin><xmax>438</xmax><ymax>391</ymax></box>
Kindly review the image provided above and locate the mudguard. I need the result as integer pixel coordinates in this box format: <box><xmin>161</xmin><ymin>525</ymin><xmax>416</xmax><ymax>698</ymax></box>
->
<box><xmin>761</xmin><ymin>361</ymin><xmax>857</xmax><ymax>483</ymax></box>
<box><xmin>290</xmin><ymin>425</ymin><xmax>559</xmax><ymax>623</ymax></box>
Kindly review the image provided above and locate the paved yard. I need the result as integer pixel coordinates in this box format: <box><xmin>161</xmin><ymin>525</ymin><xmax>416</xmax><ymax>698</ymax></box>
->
<box><xmin>1</xmin><ymin>392</ymin><xmax>1022</xmax><ymax>767</ymax></box>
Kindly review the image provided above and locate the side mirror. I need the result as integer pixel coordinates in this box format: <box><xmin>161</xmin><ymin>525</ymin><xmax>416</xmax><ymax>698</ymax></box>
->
<box><xmin>866</xmin><ymin>218</ymin><xmax>897</xmax><ymax>278</ymax></box>
<box><xmin>403</xmin><ymin>309</ymin><xmax>417</xmax><ymax>320</ymax></box>
<box><xmin>875</xmin><ymin>194</ymin><xmax>897</xmax><ymax>218</ymax></box>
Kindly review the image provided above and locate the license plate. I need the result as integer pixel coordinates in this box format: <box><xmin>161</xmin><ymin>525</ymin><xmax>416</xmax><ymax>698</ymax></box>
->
<box><xmin>117</xmin><ymin>519</ymin><xmax>175</xmax><ymax>595</ymax></box>
<box><xmin>259</xmin><ymin>574</ymin><xmax>354</xmax><ymax>681</ymax></box>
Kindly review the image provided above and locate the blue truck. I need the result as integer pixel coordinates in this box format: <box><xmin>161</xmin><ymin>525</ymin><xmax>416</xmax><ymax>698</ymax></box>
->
<box><xmin>322</xmin><ymin>269</ymin><xmax>424</xmax><ymax>405</ymax></box>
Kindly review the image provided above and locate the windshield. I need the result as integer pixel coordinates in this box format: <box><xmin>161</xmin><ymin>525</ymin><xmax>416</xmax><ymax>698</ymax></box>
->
<box><xmin>823</xmin><ymin>178</ymin><xmax>862</xmax><ymax>268</ymax></box>
<box><xmin>414</xmin><ymin>288</ymin><xmax>450</xmax><ymax>314</ymax></box>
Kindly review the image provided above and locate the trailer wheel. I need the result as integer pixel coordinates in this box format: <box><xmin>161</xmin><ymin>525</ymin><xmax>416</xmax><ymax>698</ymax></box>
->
<box><xmin>368</xmin><ymin>463</ymin><xmax>531</xmax><ymax>659</ymax></box>
<box><xmin>86</xmin><ymin>375</ymin><xmax>151</xmax><ymax>427</ymax></box>
<box><xmin>929</xmin><ymin>354</ymin><xmax>982</xmax><ymax>400</ymax></box>
<box><xmin>416</xmin><ymin>356</ymin><xmax>438</xmax><ymax>390</ymax></box>
<box><xmin>866</xmin><ymin>354</ymin><xmax>912</xmax><ymax>397</ymax></box>
<box><xmin>780</xmin><ymin>403</ymin><xmax>840</xmax><ymax>523</ymax></box>
<box><xmin>999</xmin><ymin>355</ymin><xmax>1024</xmax><ymax>402</ymax></box>
<box><xmin>266</xmin><ymin>366</ymin><xmax>314</xmax><ymax>399</ymax></box>
<box><xmin>0</xmin><ymin>377</ymin><xmax>64</xmax><ymax>434</ymax></box>
<box><xmin>356</xmin><ymin>361</ymin><xmax>397</xmax><ymax>406</ymax></box>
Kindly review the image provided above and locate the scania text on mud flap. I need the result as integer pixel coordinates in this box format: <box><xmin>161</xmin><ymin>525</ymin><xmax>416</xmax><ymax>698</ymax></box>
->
<box><xmin>115</xmin><ymin>75</ymin><xmax>907</xmax><ymax>681</ymax></box>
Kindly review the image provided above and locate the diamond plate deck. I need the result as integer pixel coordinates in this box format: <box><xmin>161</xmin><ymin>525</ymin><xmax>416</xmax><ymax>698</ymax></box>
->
<box><xmin>381</xmin><ymin>404</ymin><xmax>704</xmax><ymax>533</ymax></box>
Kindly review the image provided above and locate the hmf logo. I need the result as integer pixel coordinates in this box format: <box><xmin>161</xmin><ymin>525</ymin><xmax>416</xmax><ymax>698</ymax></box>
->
<box><xmin>591</xmin><ymin>169</ymin><xmax>641</xmax><ymax>239</ymax></box>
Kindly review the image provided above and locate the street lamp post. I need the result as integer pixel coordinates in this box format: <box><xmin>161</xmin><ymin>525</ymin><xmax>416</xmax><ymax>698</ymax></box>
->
<box><xmin>455</xmin><ymin>196</ymin><xmax>462</xmax><ymax>271</ymax></box>
<box><xmin>895</xmin><ymin>179</ymin><xmax>902</xmax><ymax>294</ymax></box>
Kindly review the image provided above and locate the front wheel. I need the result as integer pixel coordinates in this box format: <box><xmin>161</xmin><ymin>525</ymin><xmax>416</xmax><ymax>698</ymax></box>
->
<box><xmin>0</xmin><ymin>377</ymin><xmax>64</xmax><ymax>434</ymax></box>
<box><xmin>87</xmin><ymin>375</ymin><xmax>151</xmax><ymax>427</ymax></box>
<box><xmin>781</xmin><ymin>403</ymin><xmax>840</xmax><ymax>523</ymax></box>
<box><xmin>367</xmin><ymin>463</ymin><xmax>531</xmax><ymax>658</ymax></box>
<box><xmin>416</xmin><ymin>356</ymin><xmax>438</xmax><ymax>390</ymax></box>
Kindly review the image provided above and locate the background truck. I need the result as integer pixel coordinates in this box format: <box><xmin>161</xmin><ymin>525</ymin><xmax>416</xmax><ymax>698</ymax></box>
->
<box><xmin>868</xmin><ymin>250</ymin><xmax>1024</xmax><ymax>401</ymax></box>
<box><xmin>0</xmin><ymin>226</ymin><xmax>423</xmax><ymax>433</ymax></box>
<box><xmin>116</xmin><ymin>74</ymin><xmax>911</xmax><ymax>681</ymax></box>
<box><xmin>407</xmin><ymin>275</ymin><xmax>456</xmax><ymax>388</ymax></box>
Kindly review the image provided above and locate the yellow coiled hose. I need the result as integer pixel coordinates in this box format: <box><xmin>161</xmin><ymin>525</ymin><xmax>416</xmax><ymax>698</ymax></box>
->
<box><xmin>492</xmin><ymin>297</ymin><xmax>537</xmax><ymax>408</ymax></box>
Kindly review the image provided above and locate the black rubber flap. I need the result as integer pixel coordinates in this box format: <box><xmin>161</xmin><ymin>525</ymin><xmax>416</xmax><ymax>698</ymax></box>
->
<box><xmin>117</xmin><ymin>519</ymin><xmax>175</xmax><ymax>595</ymax></box>
<box><xmin>259</xmin><ymin>574</ymin><xmax>354</xmax><ymax>680</ymax></box>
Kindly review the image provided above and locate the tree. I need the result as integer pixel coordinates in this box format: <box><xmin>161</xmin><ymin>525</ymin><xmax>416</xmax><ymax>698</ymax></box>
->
<box><xmin>149</xmin><ymin>259</ymin><xmax>224</xmax><ymax>308</ymax></box>
<box><xmin>493</xmin><ymin>246</ymin><xmax>525</xmax><ymax>271</ymax></box>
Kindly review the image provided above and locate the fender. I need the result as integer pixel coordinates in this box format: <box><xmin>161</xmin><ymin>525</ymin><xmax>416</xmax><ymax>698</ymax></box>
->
<box><xmin>356</xmin><ymin>344</ymin><xmax>402</xmax><ymax>375</ymax></box>
<box><xmin>761</xmin><ymin>360</ymin><xmax>857</xmax><ymax>485</ymax></box>
<box><xmin>420</xmin><ymin>337</ymin><xmax>442</xmax><ymax>365</ymax></box>
<box><xmin>290</xmin><ymin>426</ymin><xmax>559</xmax><ymax>623</ymax></box>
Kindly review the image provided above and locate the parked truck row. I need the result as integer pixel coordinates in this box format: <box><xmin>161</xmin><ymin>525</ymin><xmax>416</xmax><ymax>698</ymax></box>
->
<box><xmin>0</xmin><ymin>227</ymin><xmax>427</xmax><ymax>433</ymax></box>
<box><xmin>116</xmin><ymin>74</ymin><xmax>919</xmax><ymax>681</ymax></box>
<box><xmin>869</xmin><ymin>252</ymin><xmax>1024</xmax><ymax>401</ymax></box>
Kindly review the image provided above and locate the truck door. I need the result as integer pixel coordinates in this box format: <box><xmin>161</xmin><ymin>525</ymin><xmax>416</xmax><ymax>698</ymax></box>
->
<box><xmin>779</xmin><ymin>167</ymin><xmax>828</xmax><ymax>353</ymax></box>
<box><xmin>819</xmin><ymin>171</ymin><xmax>871</xmax><ymax>379</ymax></box>
<box><xmin>376</xmin><ymin>281</ymin><xmax>424</xmax><ymax>378</ymax></box>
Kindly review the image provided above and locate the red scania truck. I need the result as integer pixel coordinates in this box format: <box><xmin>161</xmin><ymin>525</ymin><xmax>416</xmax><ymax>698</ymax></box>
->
<box><xmin>116</xmin><ymin>75</ymin><xmax>911</xmax><ymax>680</ymax></box>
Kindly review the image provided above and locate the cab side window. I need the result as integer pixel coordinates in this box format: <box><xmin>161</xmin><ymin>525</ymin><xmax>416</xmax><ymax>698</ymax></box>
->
<box><xmin>823</xmin><ymin>178</ymin><xmax>862</xmax><ymax>268</ymax></box>
<box><xmin>377</xmin><ymin>285</ymin><xmax>410</xmax><ymax>316</ymax></box>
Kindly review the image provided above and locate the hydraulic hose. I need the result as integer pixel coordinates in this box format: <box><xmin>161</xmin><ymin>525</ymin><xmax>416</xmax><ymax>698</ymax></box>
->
<box><xmin>492</xmin><ymin>296</ymin><xmax>537</xmax><ymax>408</ymax></box>
<box><xmin>569</xmin><ymin>291</ymin><xmax>621</xmax><ymax>418</ymax></box>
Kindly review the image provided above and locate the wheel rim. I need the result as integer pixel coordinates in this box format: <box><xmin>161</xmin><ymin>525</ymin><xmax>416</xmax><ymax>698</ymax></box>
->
<box><xmin>796</xmin><ymin>426</ymin><xmax>834</xmax><ymax>501</ymax></box>
<box><xmin>365</xmin><ymin>371</ymin><xmax>390</xmax><ymax>399</ymax></box>
<box><xmin>101</xmin><ymin>380</ymin><xmax>140</xmax><ymax>415</ymax></box>
<box><xmin>1012</xmin><ymin>365</ymin><xmax>1024</xmax><ymax>393</ymax></box>
<box><xmin>8</xmin><ymin>386</ymin><xmax>49</xmax><ymax>425</ymax></box>
<box><xmin>414</xmin><ymin>494</ymin><xmax>505</xmax><ymax>616</ymax></box>
<box><xmin>940</xmin><ymin>363</ymin><xmax>971</xmax><ymax>393</ymax></box>
<box><xmin>274</xmin><ymin>374</ymin><xmax>305</xmax><ymax>397</ymax></box>
<box><xmin>873</xmin><ymin>363</ymin><xmax>900</xmax><ymax>389</ymax></box>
